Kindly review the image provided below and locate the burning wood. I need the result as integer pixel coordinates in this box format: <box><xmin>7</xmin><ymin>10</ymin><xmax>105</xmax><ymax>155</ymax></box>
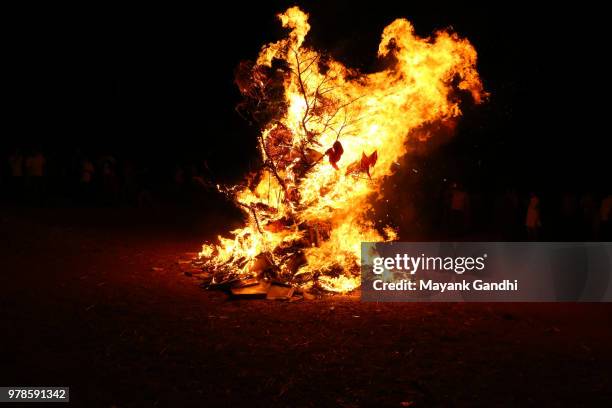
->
<box><xmin>196</xmin><ymin>6</ymin><xmax>486</xmax><ymax>293</ymax></box>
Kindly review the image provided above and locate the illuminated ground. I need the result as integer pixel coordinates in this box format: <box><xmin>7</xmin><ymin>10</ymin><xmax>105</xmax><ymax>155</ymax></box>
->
<box><xmin>2</xmin><ymin>208</ymin><xmax>611</xmax><ymax>407</ymax></box>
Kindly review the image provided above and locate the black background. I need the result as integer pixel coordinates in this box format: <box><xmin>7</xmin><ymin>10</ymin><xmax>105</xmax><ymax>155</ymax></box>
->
<box><xmin>4</xmin><ymin>1</ymin><xmax>609</xmax><ymax>190</ymax></box>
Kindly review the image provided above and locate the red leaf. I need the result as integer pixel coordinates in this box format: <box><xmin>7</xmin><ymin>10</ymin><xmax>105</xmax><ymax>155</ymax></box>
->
<box><xmin>346</xmin><ymin>150</ymin><xmax>378</xmax><ymax>178</ymax></box>
<box><xmin>360</xmin><ymin>150</ymin><xmax>378</xmax><ymax>177</ymax></box>
<box><xmin>368</xmin><ymin>151</ymin><xmax>378</xmax><ymax>167</ymax></box>
<box><xmin>325</xmin><ymin>141</ymin><xmax>344</xmax><ymax>170</ymax></box>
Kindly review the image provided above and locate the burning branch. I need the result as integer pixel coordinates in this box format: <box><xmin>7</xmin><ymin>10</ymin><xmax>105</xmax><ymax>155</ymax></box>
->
<box><xmin>288</xmin><ymin>48</ymin><xmax>367</xmax><ymax>177</ymax></box>
<box><xmin>257</xmin><ymin>133</ymin><xmax>290</xmax><ymax>200</ymax></box>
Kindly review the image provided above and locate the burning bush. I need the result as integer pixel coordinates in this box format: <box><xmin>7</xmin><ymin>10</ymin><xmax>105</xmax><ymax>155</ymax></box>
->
<box><xmin>198</xmin><ymin>6</ymin><xmax>486</xmax><ymax>293</ymax></box>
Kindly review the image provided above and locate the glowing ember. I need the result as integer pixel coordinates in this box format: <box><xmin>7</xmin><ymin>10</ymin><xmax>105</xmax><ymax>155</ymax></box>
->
<box><xmin>199</xmin><ymin>6</ymin><xmax>486</xmax><ymax>292</ymax></box>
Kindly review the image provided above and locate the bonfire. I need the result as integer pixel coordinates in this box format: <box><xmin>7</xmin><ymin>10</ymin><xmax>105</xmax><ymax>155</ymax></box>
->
<box><xmin>196</xmin><ymin>6</ymin><xmax>486</xmax><ymax>293</ymax></box>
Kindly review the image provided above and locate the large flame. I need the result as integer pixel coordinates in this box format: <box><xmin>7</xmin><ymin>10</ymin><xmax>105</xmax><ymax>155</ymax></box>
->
<box><xmin>199</xmin><ymin>6</ymin><xmax>486</xmax><ymax>292</ymax></box>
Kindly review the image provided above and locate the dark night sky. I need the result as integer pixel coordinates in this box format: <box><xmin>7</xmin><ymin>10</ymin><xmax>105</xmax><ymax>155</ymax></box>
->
<box><xmin>5</xmin><ymin>1</ymin><xmax>609</xmax><ymax>190</ymax></box>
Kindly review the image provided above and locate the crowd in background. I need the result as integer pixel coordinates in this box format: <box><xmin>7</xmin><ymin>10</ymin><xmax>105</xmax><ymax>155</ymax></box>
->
<box><xmin>437</xmin><ymin>184</ymin><xmax>612</xmax><ymax>241</ymax></box>
<box><xmin>2</xmin><ymin>146</ymin><xmax>611</xmax><ymax>241</ymax></box>
<box><xmin>2</xmin><ymin>146</ymin><xmax>215</xmax><ymax>208</ymax></box>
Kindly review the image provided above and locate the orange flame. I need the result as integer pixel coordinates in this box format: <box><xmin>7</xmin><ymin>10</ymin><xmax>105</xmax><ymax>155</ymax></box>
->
<box><xmin>200</xmin><ymin>6</ymin><xmax>486</xmax><ymax>292</ymax></box>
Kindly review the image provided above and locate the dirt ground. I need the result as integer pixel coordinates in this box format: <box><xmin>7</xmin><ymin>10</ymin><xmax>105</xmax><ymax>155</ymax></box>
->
<box><xmin>1</xmin><ymin>207</ymin><xmax>612</xmax><ymax>407</ymax></box>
